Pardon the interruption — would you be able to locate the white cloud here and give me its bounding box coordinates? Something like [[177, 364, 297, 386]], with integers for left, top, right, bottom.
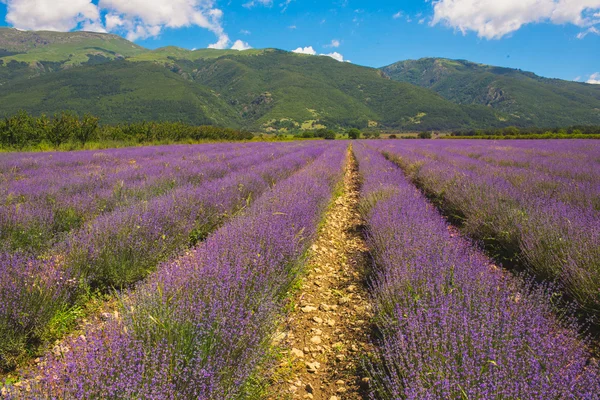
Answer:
[[292, 46, 349, 62], [321, 52, 346, 62], [243, 0, 272, 8], [577, 26, 600, 38], [281, 0, 293, 12], [231, 39, 252, 50], [208, 33, 230, 49], [2, 0, 229, 48], [432, 0, 600, 39], [574, 76, 582, 81], [393, 11, 403, 19], [325, 39, 340, 48], [1, 0, 101, 31], [289, 25, 297, 30], [243, 0, 292, 11], [587, 72, 600, 84], [292, 46, 316, 55], [100, 0, 228, 45], [240, 29, 251, 35]]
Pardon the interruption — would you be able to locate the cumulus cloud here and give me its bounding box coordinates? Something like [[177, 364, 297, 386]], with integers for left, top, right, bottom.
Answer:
[[231, 39, 252, 50], [100, 0, 228, 45], [1, 0, 229, 48], [1, 0, 101, 31], [432, 0, 600, 39], [293, 46, 349, 62], [588, 72, 600, 84], [292, 46, 316, 55], [393, 11, 403, 19], [321, 52, 347, 62]]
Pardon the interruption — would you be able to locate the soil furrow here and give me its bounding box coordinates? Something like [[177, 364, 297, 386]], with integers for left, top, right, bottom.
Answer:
[[268, 147, 372, 400]]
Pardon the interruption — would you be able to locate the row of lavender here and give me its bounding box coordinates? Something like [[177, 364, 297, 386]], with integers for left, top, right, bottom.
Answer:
[[355, 144, 599, 398], [374, 140, 600, 317], [0, 142, 324, 371], [13, 144, 347, 398], [0, 143, 286, 254]]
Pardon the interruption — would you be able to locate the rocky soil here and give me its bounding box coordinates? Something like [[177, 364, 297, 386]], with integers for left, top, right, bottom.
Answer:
[[268, 149, 373, 400]]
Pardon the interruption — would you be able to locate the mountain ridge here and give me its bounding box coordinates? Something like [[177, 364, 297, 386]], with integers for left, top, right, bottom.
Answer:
[[380, 57, 600, 127], [1, 29, 599, 130]]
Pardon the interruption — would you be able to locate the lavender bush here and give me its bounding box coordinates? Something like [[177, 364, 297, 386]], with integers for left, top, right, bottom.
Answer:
[[0, 142, 324, 371], [355, 144, 600, 399], [0, 143, 289, 255], [373, 140, 600, 317], [23, 143, 347, 399], [0, 253, 76, 370]]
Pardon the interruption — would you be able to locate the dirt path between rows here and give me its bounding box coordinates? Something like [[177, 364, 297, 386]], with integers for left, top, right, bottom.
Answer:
[[268, 147, 373, 400]]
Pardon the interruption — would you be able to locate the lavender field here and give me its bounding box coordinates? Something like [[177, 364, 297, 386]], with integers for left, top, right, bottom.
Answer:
[[1, 140, 599, 399]]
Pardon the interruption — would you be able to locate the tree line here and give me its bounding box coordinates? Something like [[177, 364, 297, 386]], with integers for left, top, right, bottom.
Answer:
[[0, 111, 254, 150], [451, 125, 600, 137]]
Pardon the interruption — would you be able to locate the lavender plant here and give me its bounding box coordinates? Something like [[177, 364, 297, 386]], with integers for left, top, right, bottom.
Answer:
[[22, 144, 347, 399], [0, 143, 290, 255], [355, 144, 600, 399], [374, 140, 600, 317], [0, 142, 325, 371]]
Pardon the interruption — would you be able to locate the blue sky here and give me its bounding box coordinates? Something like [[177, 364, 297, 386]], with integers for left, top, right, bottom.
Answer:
[[0, 0, 599, 82]]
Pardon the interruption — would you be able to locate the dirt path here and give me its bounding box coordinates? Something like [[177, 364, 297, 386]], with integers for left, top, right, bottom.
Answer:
[[268, 147, 373, 400]]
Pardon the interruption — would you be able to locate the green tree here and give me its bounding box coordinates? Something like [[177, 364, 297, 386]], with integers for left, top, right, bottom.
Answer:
[[322, 130, 336, 140], [73, 114, 99, 145], [3, 110, 37, 149], [418, 131, 432, 139], [347, 128, 361, 140], [48, 112, 79, 148]]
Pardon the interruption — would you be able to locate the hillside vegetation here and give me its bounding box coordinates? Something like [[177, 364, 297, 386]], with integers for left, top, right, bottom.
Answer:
[[2, 29, 600, 130], [381, 58, 600, 127]]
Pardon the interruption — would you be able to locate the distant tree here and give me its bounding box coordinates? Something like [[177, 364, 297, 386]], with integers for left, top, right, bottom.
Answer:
[[371, 131, 381, 139], [388, 134, 397, 139], [2, 110, 37, 149], [347, 128, 361, 139], [48, 112, 78, 148], [503, 126, 520, 136], [300, 131, 315, 138], [322, 130, 336, 140], [418, 131, 432, 139], [315, 128, 335, 140], [73, 114, 99, 145]]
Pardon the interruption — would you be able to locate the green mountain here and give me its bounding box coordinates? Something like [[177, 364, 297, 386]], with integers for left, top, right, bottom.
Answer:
[[381, 58, 600, 127], [2, 29, 598, 130]]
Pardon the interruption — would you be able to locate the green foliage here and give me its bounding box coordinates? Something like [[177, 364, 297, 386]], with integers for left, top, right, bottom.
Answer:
[[314, 128, 336, 140], [0, 110, 253, 150], [3, 29, 599, 131], [451, 125, 600, 137], [0, 29, 512, 131], [347, 128, 361, 139], [418, 131, 432, 139], [382, 58, 600, 128]]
